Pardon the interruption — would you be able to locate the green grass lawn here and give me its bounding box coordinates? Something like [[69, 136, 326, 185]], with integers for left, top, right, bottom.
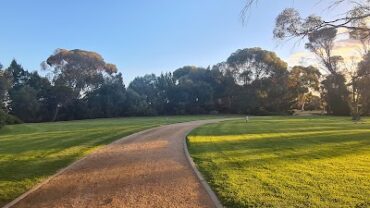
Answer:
[[188, 116, 370, 208], [0, 115, 223, 206]]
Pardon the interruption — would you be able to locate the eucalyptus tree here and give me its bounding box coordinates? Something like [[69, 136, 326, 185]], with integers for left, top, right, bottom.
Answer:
[[305, 28, 343, 75], [0, 63, 11, 109], [226, 48, 287, 86], [128, 74, 159, 115], [288, 66, 321, 110], [44, 49, 119, 120], [356, 52, 370, 115], [304, 28, 350, 115], [226, 48, 290, 113], [243, 0, 370, 116], [240, 0, 370, 41], [172, 66, 214, 114], [44, 49, 118, 96]]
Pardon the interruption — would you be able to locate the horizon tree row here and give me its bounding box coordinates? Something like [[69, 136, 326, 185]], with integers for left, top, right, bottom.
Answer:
[[243, 0, 370, 119], [1, 46, 369, 125]]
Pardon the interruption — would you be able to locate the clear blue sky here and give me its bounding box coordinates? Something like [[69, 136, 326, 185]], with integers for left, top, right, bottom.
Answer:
[[0, 0, 348, 83]]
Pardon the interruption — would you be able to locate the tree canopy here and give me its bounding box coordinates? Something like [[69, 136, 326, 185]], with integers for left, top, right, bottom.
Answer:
[[45, 49, 118, 96], [0, 43, 369, 125]]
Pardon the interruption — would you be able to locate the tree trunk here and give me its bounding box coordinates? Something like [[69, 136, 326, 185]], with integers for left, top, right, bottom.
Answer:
[[301, 101, 305, 111], [351, 77, 360, 121], [300, 94, 306, 111], [52, 105, 59, 122]]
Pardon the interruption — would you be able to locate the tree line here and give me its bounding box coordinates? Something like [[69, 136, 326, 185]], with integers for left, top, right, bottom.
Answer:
[[0, 45, 369, 126], [0, 1, 368, 126], [244, 0, 370, 119]]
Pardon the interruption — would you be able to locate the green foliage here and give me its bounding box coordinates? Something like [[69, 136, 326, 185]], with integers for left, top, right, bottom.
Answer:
[[86, 73, 127, 118], [188, 117, 370, 207], [304, 94, 321, 111], [128, 74, 159, 115], [45, 49, 117, 95], [272, 1, 370, 42], [321, 74, 350, 115], [0, 68, 12, 108], [358, 51, 370, 115], [0, 110, 21, 129], [0, 115, 223, 206], [0, 110, 6, 128], [2, 47, 365, 123], [9, 86, 40, 122], [6, 59, 28, 88], [227, 47, 288, 85], [4, 114, 22, 125], [225, 48, 293, 113], [288, 66, 321, 110]]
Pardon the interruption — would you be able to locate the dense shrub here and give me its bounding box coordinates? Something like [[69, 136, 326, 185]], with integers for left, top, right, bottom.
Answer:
[[5, 114, 23, 125], [0, 110, 23, 129], [0, 110, 6, 128]]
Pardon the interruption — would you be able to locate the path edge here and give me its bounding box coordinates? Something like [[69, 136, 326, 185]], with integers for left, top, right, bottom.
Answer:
[[183, 135, 224, 208], [2, 127, 160, 208]]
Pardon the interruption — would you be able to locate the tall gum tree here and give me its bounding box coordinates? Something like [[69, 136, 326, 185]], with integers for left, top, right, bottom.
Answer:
[[43, 49, 119, 121]]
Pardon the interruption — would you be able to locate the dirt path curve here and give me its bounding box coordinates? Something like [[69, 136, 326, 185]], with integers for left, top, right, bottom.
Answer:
[[11, 119, 226, 208]]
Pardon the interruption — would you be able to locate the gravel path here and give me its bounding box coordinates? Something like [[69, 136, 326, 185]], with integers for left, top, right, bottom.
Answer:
[[11, 120, 222, 208]]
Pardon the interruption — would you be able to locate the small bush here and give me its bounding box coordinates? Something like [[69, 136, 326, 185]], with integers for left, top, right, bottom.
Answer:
[[209, 110, 219, 115], [0, 110, 7, 129], [5, 114, 23, 125], [0, 110, 23, 129]]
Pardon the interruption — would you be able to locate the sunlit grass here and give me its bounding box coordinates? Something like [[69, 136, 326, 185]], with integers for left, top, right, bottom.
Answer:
[[188, 116, 370, 207], [0, 115, 223, 206]]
